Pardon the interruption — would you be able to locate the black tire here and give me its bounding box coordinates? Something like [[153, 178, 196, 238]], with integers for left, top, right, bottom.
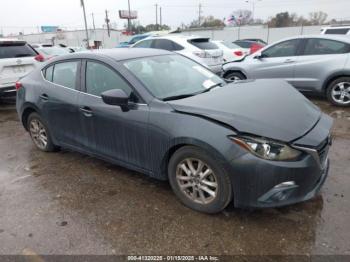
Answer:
[[27, 112, 57, 152], [168, 146, 232, 214], [326, 77, 350, 107], [224, 71, 246, 82]]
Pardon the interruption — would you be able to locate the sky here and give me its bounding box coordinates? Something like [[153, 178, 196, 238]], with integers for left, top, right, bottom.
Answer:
[[1, 0, 350, 35]]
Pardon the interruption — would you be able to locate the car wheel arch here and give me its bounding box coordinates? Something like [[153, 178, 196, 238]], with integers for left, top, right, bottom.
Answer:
[[160, 139, 227, 180], [223, 70, 247, 80], [21, 105, 39, 131], [323, 71, 350, 92]]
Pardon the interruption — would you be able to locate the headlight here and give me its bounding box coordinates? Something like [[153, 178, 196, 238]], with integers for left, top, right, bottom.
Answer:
[[230, 136, 302, 161]]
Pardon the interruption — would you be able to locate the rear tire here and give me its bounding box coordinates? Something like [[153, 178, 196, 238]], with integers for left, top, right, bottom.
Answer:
[[27, 112, 57, 152], [224, 71, 246, 82], [168, 146, 232, 214], [326, 77, 350, 107]]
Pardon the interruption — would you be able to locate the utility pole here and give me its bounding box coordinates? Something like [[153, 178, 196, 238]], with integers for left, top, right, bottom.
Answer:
[[198, 3, 202, 27], [91, 13, 96, 30], [105, 10, 110, 37], [80, 0, 90, 48], [245, 0, 261, 22], [155, 3, 158, 30], [160, 6, 162, 28], [127, 0, 131, 33]]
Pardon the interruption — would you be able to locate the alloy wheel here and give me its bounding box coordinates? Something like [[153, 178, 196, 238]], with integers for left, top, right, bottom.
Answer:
[[29, 119, 48, 150], [176, 158, 218, 205], [331, 82, 350, 105]]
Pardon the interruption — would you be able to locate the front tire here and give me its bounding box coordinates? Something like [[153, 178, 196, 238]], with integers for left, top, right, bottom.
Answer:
[[27, 112, 56, 152], [326, 77, 350, 106], [224, 71, 246, 82], [168, 146, 232, 213]]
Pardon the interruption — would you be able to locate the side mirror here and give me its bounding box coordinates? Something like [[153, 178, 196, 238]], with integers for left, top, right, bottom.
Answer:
[[254, 53, 266, 59], [101, 89, 129, 110]]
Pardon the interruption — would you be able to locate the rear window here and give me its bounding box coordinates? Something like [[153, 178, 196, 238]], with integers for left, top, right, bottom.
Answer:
[[325, 28, 350, 34], [0, 42, 37, 59], [234, 41, 252, 48], [220, 41, 241, 49], [188, 39, 218, 50]]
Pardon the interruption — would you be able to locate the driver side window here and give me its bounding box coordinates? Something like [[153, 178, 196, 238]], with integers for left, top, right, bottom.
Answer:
[[85, 61, 132, 97], [263, 39, 301, 58], [133, 40, 153, 48]]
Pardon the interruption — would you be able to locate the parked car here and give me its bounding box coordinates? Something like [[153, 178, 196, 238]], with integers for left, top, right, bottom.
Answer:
[[30, 43, 53, 49], [212, 40, 248, 62], [132, 35, 224, 73], [233, 40, 265, 54], [67, 46, 88, 53], [35, 46, 71, 61], [223, 35, 350, 106], [17, 48, 332, 213], [241, 38, 268, 45], [0, 39, 42, 98], [117, 33, 153, 48], [320, 25, 350, 35]]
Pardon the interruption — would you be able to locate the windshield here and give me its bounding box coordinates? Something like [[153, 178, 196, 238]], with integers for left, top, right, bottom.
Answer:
[[39, 47, 70, 56], [124, 55, 225, 100]]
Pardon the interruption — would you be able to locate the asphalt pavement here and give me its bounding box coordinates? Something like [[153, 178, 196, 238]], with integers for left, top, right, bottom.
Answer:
[[0, 97, 349, 256]]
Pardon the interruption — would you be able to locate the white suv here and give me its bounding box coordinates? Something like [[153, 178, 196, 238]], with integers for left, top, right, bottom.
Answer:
[[0, 39, 42, 97], [320, 25, 350, 35], [131, 35, 224, 73]]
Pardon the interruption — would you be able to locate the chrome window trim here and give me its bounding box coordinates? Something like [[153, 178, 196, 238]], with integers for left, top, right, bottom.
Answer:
[[40, 70, 148, 106]]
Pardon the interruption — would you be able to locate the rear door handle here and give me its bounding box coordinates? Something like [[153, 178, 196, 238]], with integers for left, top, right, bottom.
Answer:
[[39, 94, 49, 101], [80, 106, 93, 117]]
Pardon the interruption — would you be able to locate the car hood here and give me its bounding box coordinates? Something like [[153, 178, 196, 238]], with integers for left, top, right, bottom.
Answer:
[[168, 79, 321, 142]]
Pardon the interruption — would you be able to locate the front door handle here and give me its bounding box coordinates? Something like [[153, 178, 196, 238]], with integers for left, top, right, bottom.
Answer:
[[80, 106, 93, 117], [39, 94, 49, 101], [284, 59, 295, 63]]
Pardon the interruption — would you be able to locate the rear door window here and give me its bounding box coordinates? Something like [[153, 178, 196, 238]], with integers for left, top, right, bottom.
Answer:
[[188, 39, 218, 50], [133, 39, 153, 48], [0, 42, 37, 59], [52, 61, 79, 89], [303, 38, 350, 55], [153, 39, 184, 51]]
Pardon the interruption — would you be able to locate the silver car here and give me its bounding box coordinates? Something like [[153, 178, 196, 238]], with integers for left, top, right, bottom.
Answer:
[[222, 35, 350, 106]]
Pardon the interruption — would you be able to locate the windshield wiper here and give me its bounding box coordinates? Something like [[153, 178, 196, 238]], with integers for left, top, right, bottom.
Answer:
[[200, 82, 225, 94], [162, 93, 197, 101]]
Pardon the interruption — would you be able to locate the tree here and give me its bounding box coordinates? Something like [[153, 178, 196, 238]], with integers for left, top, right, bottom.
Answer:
[[308, 11, 328, 25], [201, 16, 225, 27], [144, 24, 171, 32]]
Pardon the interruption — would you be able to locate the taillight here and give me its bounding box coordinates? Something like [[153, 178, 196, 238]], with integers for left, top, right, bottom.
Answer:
[[35, 54, 45, 62], [193, 51, 207, 58], [234, 51, 243, 56], [15, 81, 22, 90]]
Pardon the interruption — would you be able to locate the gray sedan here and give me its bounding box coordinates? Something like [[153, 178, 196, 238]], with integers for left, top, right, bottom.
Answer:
[[16, 49, 332, 213], [223, 35, 350, 106]]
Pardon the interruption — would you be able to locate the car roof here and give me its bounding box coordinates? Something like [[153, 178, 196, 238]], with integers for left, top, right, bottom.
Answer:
[[150, 34, 209, 40], [0, 38, 25, 43], [279, 34, 350, 43], [49, 48, 173, 62]]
